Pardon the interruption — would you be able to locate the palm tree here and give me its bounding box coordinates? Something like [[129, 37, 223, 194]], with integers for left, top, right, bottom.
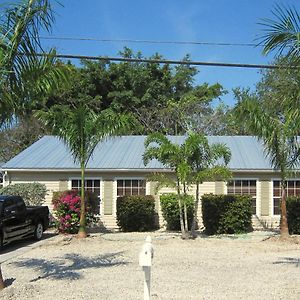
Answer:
[[0, 0, 69, 126], [258, 4, 300, 61], [37, 105, 132, 238], [236, 98, 300, 238], [184, 133, 231, 237], [143, 133, 231, 238], [143, 133, 188, 237]]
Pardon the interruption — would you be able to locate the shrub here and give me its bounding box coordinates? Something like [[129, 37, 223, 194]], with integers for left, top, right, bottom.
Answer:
[[52, 190, 100, 233], [202, 194, 252, 235], [0, 182, 47, 205], [52, 190, 81, 234], [116, 195, 157, 232], [160, 194, 194, 231], [287, 197, 300, 234]]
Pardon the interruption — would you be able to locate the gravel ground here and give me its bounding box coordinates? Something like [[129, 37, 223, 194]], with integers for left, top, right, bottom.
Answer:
[[1, 231, 300, 300]]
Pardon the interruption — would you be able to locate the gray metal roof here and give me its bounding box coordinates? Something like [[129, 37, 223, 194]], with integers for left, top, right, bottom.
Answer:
[[2, 135, 274, 171]]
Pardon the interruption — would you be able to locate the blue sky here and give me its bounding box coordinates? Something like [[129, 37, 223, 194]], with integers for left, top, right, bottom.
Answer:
[[38, 0, 300, 106]]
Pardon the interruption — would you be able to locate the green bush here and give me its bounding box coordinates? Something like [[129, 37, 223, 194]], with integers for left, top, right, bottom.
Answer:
[[202, 194, 253, 235], [116, 195, 157, 232], [287, 197, 300, 234], [160, 194, 194, 231], [0, 182, 47, 205]]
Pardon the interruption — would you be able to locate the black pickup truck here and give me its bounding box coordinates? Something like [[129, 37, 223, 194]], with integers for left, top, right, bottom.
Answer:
[[0, 195, 49, 250]]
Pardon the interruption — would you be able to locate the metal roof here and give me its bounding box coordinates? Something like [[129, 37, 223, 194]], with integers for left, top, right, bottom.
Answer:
[[2, 135, 274, 171]]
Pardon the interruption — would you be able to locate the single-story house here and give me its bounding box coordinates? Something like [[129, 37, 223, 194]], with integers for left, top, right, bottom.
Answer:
[[1, 135, 296, 229]]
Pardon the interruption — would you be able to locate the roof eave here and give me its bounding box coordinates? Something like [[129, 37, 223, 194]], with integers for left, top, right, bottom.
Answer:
[[2, 168, 173, 173]]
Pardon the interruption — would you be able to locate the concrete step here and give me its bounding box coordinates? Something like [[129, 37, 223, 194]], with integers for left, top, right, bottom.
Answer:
[[252, 215, 266, 231], [100, 215, 119, 230]]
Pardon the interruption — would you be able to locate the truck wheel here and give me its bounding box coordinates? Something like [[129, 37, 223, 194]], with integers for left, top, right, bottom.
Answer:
[[34, 222, 44, 240]]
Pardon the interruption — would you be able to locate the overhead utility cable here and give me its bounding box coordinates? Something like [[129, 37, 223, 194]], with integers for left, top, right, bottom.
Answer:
[[40, 36, 261, 47], [34, 52, 297, 69]]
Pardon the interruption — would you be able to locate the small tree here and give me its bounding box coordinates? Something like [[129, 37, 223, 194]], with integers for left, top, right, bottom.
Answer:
[[143, 133, 188, 238], [184, 133, 231, 237], [143, 132, 231, 238]]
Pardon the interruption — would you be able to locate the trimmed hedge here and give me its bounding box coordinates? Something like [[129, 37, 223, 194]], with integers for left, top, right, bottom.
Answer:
[[287, 197, 300, 234], [202, 194, 253, 235], [116, 195, 157, 232], [160, 194, 194, 231], [0, 182, 47, 206]]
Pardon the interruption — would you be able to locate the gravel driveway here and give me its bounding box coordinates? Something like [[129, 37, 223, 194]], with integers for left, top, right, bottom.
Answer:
[[0, 231, 299, 300]]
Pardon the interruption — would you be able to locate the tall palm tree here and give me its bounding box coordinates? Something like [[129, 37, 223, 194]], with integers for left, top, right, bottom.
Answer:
[[236, 98, 300, 237], [258, 4, 300, 61], [184, 133, 231, 237], [37, 105, 132, 238], [0, 0, 69, 125]]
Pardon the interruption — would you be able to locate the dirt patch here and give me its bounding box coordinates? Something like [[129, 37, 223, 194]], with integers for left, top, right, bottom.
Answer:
[[1, 231, 300, 300]]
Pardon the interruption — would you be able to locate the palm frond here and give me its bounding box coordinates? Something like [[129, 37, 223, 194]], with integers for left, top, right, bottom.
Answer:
[[257, 4, 300, 60], [36, 105, 133, 166], [237, 95, 300, 176]]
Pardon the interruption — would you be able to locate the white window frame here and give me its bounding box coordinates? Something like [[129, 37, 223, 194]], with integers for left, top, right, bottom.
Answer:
[[226, 178, 260, 216], [271, 178, 300, 217], [113, 177, 150, 217], [68, 177, 103, 216]]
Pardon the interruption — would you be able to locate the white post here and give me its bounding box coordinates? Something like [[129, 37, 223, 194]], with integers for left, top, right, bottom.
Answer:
[[139, 235, 154, 300], [143, 266, 151, 300]]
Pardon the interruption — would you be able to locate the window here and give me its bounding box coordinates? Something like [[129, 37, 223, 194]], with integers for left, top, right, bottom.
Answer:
[[117, 179, 146, 196], [71, 179, 101, 214], [273, 180, 300, 215], [227, 180, 257, 214], [71, 179, 101, 195]]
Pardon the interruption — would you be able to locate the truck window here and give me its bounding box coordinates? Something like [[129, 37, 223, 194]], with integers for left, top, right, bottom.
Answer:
[[15, 198, 26, 213], [3, 199, 16, 216]]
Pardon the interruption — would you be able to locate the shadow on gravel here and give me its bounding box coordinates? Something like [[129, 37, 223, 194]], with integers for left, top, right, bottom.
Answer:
[[13, 252, 128, 281], [4, 277, 15, 287], [0, 231, 57, 255], [273, 257, 300, 267]]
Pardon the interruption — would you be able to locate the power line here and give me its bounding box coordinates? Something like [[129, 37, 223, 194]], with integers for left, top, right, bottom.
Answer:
[[40, 36, 262, 47], [34, 52, 295, 69]]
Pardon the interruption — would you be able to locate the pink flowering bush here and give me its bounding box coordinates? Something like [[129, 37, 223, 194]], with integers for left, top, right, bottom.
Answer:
[[52, 190, 81, 234]]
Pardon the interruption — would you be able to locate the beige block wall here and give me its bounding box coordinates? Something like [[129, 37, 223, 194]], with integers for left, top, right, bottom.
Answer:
[[6, 170, 282, 225], [260, 180, 271, 216], [7, 171, 155, 216], [103, 179, 114, 215], [215, 181, 226, 194], [7, 172, 61, 208]]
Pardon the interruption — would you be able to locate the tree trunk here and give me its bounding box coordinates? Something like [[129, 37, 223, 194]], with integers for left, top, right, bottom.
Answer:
[[177, 179, 186, 238], [280, 182, 289, 238], [0, 265, 5, 290], [183, 203, 188, 231], [191, 183, 200, 238], [183, 183, 188, 232], [78, 160, 87, 238]]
